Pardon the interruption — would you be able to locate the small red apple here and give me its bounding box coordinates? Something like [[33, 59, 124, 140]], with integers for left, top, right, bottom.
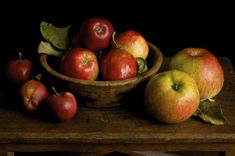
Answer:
[[168, 48, 224, 100], [60, 48, 99, 80], [113, 30, 149, 59], [6, 52, 33, 84], [79, 17, 114, 51], [144, 70, 200, 124], [47, 87, 77, 122], [20, 79, 49, 111], [101, 48, 138, 80]]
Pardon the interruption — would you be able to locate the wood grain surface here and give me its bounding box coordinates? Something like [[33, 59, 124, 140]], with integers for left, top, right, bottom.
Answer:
[[0, 57, 234, 154]]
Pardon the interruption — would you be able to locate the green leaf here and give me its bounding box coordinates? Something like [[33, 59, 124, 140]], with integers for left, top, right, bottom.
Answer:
[[40, 21, 71, 51], [193, 99, 226, 125], [136, 57, 148, 75], [38, 41, 63, 57]]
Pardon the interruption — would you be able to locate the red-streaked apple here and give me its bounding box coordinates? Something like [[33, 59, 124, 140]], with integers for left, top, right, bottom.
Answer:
[[168, 48, 224, 100], [144, 70, 200, 124], [101, 48, 138, 81], [114, 30, 149, 59], [6, 52, 33, 84], [47, 87, 77, 122], [79, 17, 114, 51], [20, 79, 49, 111], [60, 48, 99, 80]]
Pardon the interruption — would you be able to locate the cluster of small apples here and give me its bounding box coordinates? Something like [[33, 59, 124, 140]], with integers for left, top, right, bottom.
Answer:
[[5, 53, 77, 122], [60, 17, 149, 81], [144, 48, 224, 124]]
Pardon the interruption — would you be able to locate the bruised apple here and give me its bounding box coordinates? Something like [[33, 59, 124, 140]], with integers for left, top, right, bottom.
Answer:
[[20, 79, 49, 111], [60, 48, 99, 80], [114, 30, 149, 59], [144, 70, 200, 124], [168, 48, 224, 100], [101, 49, 138, 81]]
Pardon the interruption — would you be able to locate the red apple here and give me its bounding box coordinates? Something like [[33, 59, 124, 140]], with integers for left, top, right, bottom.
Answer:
[[60, 48, 99, 80], [20, 79, 49, 111], [144, 70, 200, 124], [79, 17, 114, 51], [47, 87, 77, 121], [168, 48, 224, 100], [101, 48, 138, 81], [114, 30, 149, 59], [6, 52, 33, 84]]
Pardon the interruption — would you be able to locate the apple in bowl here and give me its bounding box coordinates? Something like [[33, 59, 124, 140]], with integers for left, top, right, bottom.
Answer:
[[79, 17, 114, 51], [114, 30, 149, 59], [60, 48, 99, 81], [40, 42, 163, 108]]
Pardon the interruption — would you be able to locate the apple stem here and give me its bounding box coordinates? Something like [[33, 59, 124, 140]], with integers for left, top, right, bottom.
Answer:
[[208, 98, 215, 103], [51, 87, 59, 96], [18, 52, 22, 63], [172, 84, 179, 91], [34, 73, 42, 81], [112, 31, 121, 49]]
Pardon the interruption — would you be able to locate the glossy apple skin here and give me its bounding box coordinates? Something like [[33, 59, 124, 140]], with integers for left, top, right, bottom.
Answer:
[[114, 30, 149, 59], [6, 59, 33, 84], [20, 80, 49, 111], [60, 48, 99, 80], [144, 70, 200, 124], [47, 92, 77, 121], [101, 49, 138, 81], [79, 17, 114, 51], [168, 48, 224, 100]]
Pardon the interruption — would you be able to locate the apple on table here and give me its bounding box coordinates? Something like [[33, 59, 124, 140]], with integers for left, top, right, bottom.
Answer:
[[47, 87, 77, 122], [144, 70, 200, 124], [168, 48, 224, 101], [20, 79, 49, 111], [6, 52, 33, 84]]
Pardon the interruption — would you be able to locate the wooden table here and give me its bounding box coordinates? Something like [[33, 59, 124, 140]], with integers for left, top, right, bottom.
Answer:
[[0, 57, 235, 156]]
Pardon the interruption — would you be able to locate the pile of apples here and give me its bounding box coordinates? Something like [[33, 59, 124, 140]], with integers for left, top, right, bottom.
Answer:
[[144, 48, 224, 124], [61, 17, 149, 81], [5, 17, 225, 124], [5, 52, 77, 122], [5, 17, 150, 122]]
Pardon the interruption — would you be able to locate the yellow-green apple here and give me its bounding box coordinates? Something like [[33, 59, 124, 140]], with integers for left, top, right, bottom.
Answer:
[[144, 70, 200, 124], [114, 30, 149, 59], [168, 48, 224, 100]]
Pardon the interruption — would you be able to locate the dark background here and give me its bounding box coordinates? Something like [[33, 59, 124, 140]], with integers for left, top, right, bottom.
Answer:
[[0, 1, 234, 66]]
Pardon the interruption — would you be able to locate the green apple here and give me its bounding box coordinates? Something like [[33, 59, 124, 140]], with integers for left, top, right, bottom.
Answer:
[[168, 48, 224, 101], [144, 70, 200, 124]]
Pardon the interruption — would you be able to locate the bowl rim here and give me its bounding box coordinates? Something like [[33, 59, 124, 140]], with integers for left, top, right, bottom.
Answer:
[[40, 42, 163, 87]]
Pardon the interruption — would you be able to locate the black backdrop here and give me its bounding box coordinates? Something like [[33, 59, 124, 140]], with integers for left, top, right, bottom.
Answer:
[[1, 1, 234, 66]]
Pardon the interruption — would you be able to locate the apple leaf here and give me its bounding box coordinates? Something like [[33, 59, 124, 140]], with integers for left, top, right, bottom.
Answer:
[[193, 99, 226, 125], [40, 21, 71, 51], [136, 57, 148, 75], [38, 41, 63, 57]]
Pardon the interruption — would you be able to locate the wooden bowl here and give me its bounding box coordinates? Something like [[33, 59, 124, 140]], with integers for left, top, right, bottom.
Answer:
[[40, 42, 163, 108]]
